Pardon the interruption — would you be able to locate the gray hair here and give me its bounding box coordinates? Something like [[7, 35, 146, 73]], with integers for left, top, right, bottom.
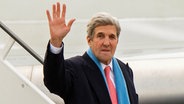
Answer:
[[87, 12, 121, 39]]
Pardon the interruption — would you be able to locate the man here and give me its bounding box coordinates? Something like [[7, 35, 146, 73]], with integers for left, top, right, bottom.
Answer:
[[44, 2, 138, 104]]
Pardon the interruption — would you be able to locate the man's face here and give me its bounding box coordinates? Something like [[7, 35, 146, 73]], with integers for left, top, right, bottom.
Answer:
[[87, 25, 118, 65]]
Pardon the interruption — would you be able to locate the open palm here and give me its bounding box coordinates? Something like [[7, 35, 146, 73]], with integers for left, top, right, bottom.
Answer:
[[46, 2, 75, 47]]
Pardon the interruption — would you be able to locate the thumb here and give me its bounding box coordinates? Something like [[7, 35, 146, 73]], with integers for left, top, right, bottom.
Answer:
[[67, 18, 76, 28]]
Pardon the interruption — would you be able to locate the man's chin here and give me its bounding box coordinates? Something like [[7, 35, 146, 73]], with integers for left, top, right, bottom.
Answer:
[[98, 57, 112, 64]]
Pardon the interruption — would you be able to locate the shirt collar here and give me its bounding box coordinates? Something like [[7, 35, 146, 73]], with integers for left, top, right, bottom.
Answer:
[[101, 60, 113, 71]]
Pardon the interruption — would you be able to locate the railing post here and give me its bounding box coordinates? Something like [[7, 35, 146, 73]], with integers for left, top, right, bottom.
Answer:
[[0, 38, 15, 60]]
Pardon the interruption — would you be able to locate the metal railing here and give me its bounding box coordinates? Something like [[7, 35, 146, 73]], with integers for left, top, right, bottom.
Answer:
[[0, 21, 43, 65]]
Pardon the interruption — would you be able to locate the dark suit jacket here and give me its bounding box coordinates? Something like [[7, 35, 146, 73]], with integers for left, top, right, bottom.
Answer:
[[44, 44, 138, 104]]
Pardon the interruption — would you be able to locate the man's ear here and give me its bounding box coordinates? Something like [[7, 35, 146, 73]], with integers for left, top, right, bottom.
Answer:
[[86, 36, 91, 46]]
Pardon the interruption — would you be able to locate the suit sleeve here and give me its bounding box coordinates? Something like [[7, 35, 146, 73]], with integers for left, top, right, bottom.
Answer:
[[43, 42, 70, 98]]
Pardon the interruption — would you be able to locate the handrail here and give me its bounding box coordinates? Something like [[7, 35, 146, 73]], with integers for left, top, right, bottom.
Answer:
[[0, 21, 44, 65]]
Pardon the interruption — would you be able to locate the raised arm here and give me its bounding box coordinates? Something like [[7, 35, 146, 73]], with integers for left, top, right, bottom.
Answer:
[[46, 2, 75, 47]]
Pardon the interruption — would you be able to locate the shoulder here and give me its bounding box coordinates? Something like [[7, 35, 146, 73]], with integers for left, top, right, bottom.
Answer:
[[66, 56, 84, 64], [116, 58, 134, 77], [65, 52, 97, 70], [65, 52, 93, 67]]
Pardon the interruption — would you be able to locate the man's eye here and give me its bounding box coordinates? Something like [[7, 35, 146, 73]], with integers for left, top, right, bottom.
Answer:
[[109, 35, 116, 39], [97, 33, 104, 38], [98, 35, 102, 38]]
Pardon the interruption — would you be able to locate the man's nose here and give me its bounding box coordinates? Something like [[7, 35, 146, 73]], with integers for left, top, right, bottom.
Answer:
[[103, 37, 110, 46]]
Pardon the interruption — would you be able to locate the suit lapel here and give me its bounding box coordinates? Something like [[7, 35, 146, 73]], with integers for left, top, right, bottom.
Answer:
[[82, 53, 111, 104]]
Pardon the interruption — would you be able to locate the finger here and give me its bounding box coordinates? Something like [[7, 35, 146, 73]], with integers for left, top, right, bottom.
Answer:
[[67, 18, 76, 28], [46, 10, 52, 22], [52, 4, 56, 19], [56, 2, 60, 17], [61, 4, 66, 19]]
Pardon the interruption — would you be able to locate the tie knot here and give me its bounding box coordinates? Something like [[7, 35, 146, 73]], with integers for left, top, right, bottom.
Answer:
[[104, 66, 111, 75]]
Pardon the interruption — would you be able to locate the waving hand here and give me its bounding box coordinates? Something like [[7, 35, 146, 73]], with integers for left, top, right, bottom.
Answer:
[[46, 2, 75, 47]]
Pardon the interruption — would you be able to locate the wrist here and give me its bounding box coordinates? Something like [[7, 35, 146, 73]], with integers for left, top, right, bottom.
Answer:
[[50, 39, 62, 48]]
